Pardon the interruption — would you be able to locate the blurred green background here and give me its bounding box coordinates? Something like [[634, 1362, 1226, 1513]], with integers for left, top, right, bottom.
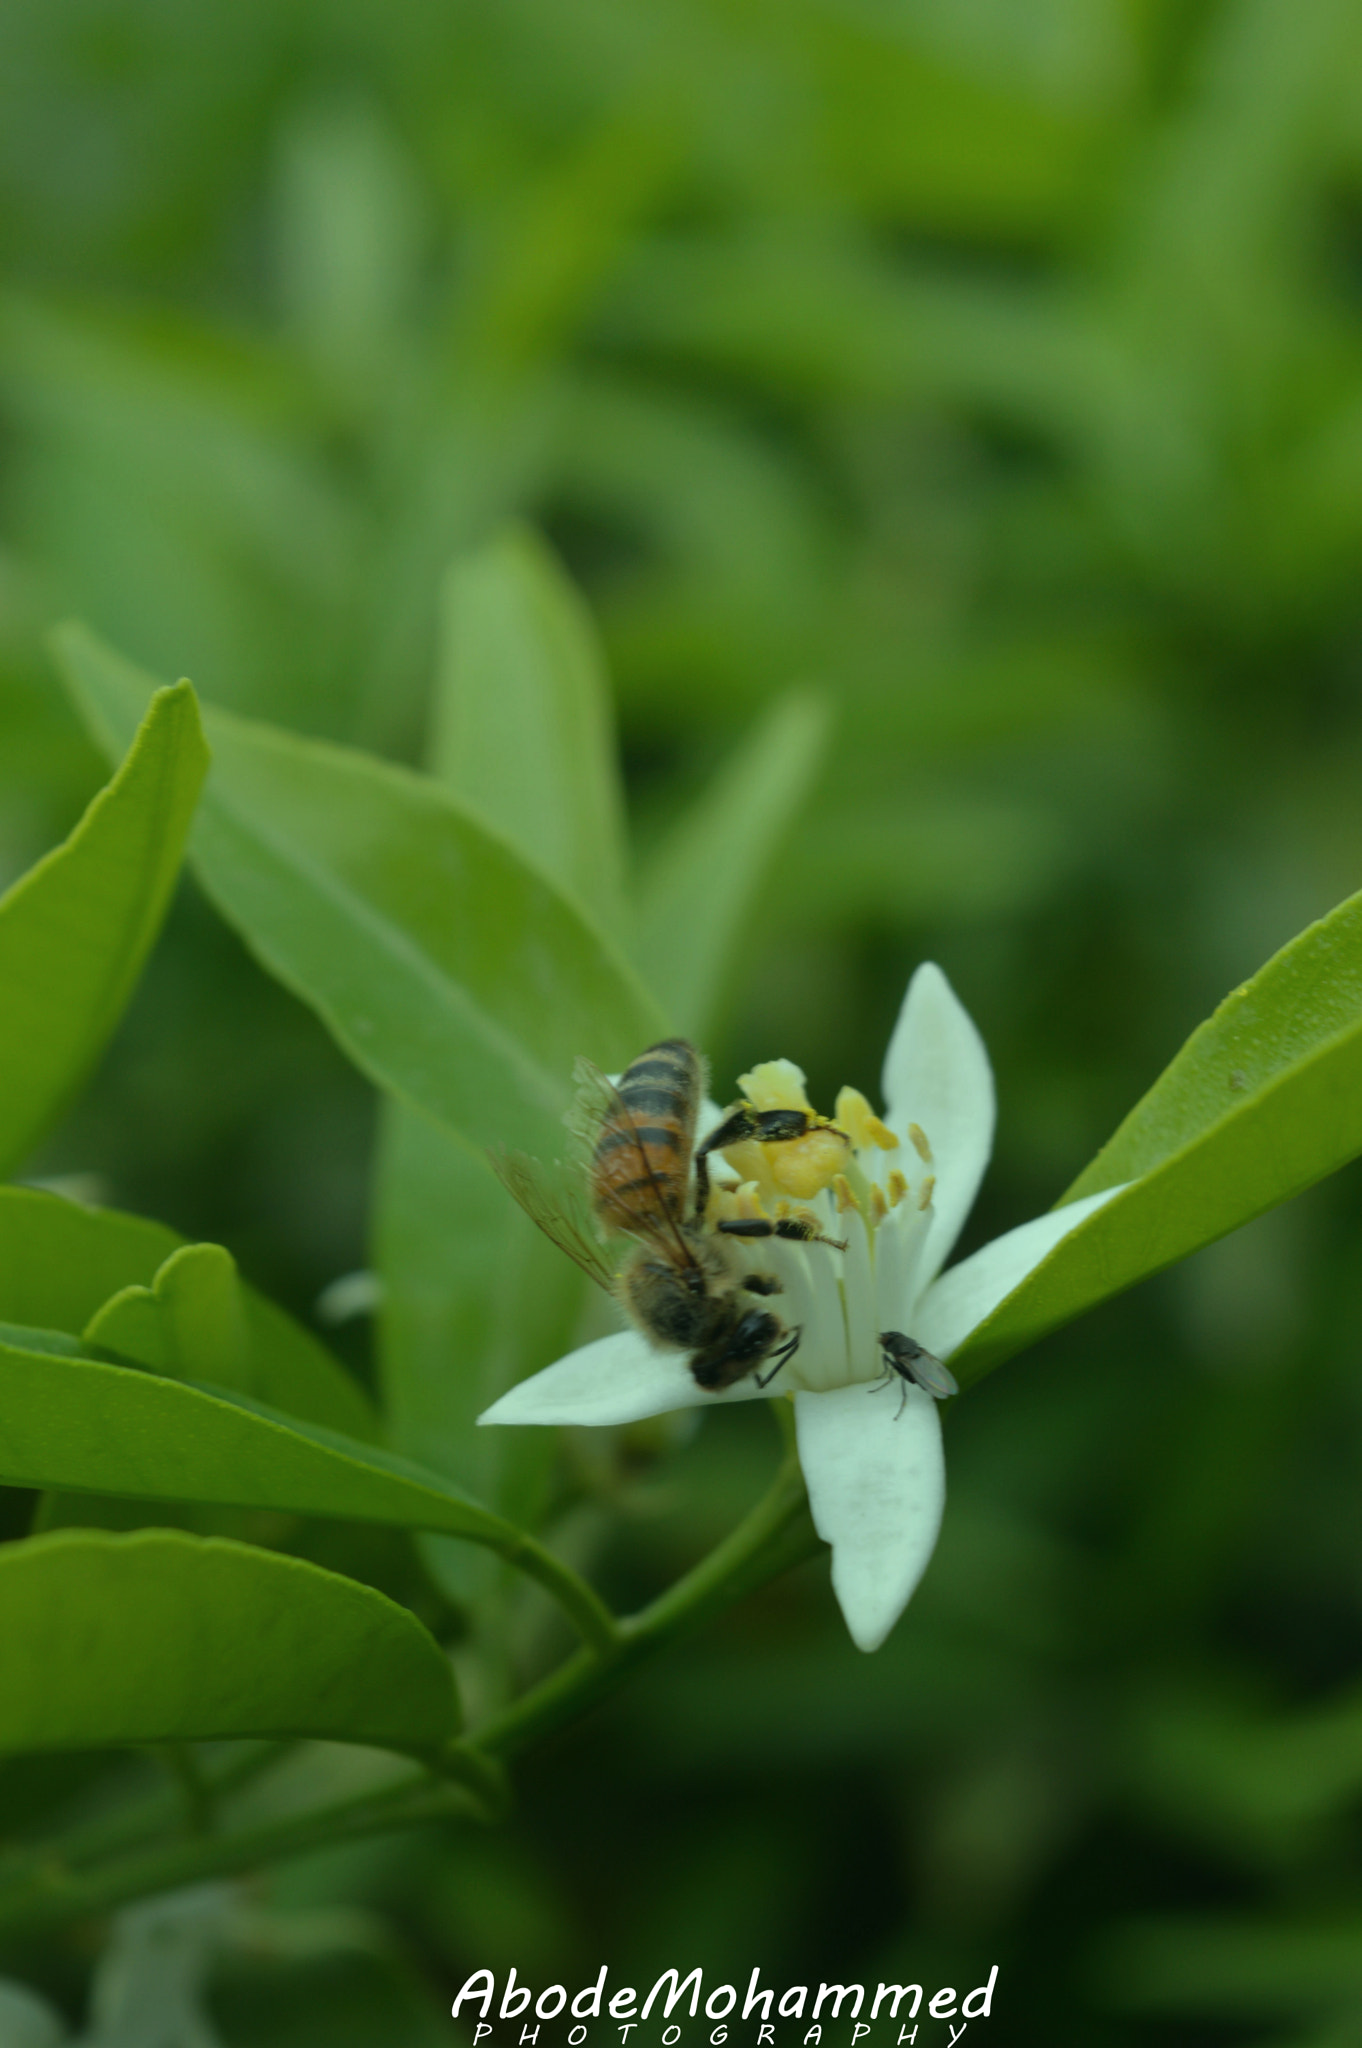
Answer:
[[4, 0, 1362, 2041]]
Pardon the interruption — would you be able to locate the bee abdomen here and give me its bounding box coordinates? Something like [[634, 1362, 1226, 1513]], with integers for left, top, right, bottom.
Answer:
[[592, 1039, 703, 1233]]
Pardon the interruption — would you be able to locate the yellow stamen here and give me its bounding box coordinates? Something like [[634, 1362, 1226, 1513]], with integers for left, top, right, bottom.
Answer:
[[738, 1059, 813, 1115], [768, 1125, 849, 1200], [736, 1181, 767, 1220], [832, 1173, 860, 1215], [908, 1122, 933, 1165], [887, 1169, 909, 1207], [835, 1086, 901, 1153], [869, 1183, 888, 1223], [722, 1138, 779, 1205], [918, 1173, 936, 1212]]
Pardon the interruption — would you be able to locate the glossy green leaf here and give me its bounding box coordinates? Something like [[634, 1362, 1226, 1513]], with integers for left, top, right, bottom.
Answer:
[[0, 1530, 457, 1754], [373, 1100, 575, 1606], [0, 1187, 375, 1440], [86, 1242, 248, 1379], [0, 682, 207, 1177], [0, 1335, 528, 1555], [431, 524, 628, 935], [377, 526, 627, 1599], [53, 625, 666, 1157], [633, 691, 831, 1037], [951, 887, 1362, 1382]]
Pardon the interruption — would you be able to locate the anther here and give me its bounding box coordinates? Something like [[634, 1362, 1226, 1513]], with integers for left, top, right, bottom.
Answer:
[[834, 1086, 899, 1153], [908, 1123, 933, 1165], [918, 1173, 936, 1212], [887, 1169, 909, 1207], [869, 1184, 888, 1223], [832, 1173, 860, 1215]]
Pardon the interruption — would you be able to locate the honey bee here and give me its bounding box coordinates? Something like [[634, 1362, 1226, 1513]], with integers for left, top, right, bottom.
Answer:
[[492, 1037, 846, 1393], [875, 1331, 958, 1417]]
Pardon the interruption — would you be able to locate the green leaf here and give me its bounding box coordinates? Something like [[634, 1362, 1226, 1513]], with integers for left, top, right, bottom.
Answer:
[[376, 524, 627, 1599], [0, 1324, 84, 1360], [431, 524, 628, 935], [52, 625, 666, 1158], [0, 1335, 531, 1556], [952, 887, 1362, 1381], [0, 1530, 457, 1754], [0, 682, 207, 1176], [86, 1243, 248, 1380], [633, 692, 831, 1038], [0, 1187, 375, 1440], [373, 1102, 573, 1605]]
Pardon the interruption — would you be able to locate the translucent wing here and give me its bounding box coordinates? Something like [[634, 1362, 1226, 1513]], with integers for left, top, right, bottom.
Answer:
[[564, 1056, 619, 1160], [881, 1332, 959, 1401], [905, 1349, 959, 1401], [568, 1053, 699, 1264], [487, 1147, 617, 1293]]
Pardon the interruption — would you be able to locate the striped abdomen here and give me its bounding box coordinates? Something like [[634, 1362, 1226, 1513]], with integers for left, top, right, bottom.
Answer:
[[590, 1039, 702, 1240]]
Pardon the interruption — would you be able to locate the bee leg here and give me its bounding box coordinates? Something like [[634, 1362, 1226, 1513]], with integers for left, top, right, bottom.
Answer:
[[718, 1215, 848, 1253], [740, 1271, 783, 1297], [693, 1105, 840, 1214], [755, 1324, 802, 1389]]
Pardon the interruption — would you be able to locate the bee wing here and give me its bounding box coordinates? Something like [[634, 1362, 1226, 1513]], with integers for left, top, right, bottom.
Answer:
[[564, 1056, 619, 1159], [487, 1146, 618, 1293], [567, 1054, 698, 1263]]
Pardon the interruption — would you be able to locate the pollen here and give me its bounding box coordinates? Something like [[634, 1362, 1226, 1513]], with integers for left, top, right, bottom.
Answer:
[[768, 1124, 850, 1200], [908, 1122, 933, 1165], [738, 1059, 814, 1116], [835, 1086, 899, 1153], [721, 1137, 780, 1204]]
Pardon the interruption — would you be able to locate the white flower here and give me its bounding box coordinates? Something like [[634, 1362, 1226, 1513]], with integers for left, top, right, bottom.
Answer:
[[479, 964, 1120, 1652]]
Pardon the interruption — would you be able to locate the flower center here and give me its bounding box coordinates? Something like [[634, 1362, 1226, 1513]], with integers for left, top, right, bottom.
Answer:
[[708, 1058, 937, 1394]]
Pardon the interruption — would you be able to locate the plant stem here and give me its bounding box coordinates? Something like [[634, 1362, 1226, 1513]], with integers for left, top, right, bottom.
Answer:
[[0, 1742, 290, 1885], [159, 1745, 215, 1835], [493, 1529, 620, 1655], [0, 1452, 818, 1942], [480, 1447, 818, 1762], [0, 1772, 468, 1945]]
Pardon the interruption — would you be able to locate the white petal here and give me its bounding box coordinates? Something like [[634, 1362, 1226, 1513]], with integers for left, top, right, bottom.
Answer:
[[840, 1208, 877, 1385], [881, 963, 994, 1287], [873, 1194, 933, 1341], [768, 1239, 847, 1392], [911, 1184, 1128, 1359], [477, 1330, 767, 1428], [795, 1382, 945, 1652]]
